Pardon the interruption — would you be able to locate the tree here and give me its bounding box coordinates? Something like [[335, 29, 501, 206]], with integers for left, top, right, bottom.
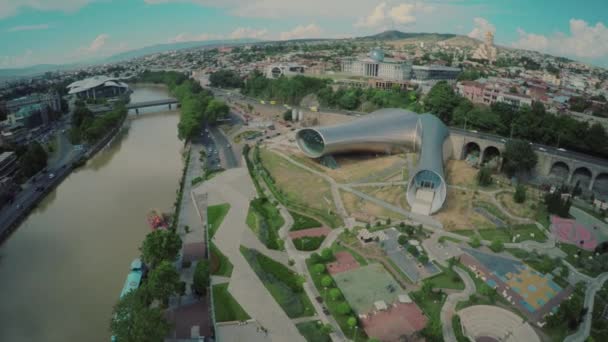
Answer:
[[321, 248, 334, 262], [421, 317, 442, 342], [147, 261, 180, 304], [347, 316, 357, 328], [282, 110, 292, 121], [398, 234, 408, 245], [424, 81, 461, 123], [336, 302, 351, 315], [418, 254, 429, 264], [110, 289, 171, 342], [421, 281, 433, 296], [141, 229, 182, 267], [209, 69, 243, 88], [477, 167, 493, 187], [313, 263, 325, 275], [329, 288, 342, 301], [502, 139, 538, 177], [19, 141, 48, 178], [545, 191, 572, 218], [514, 184, 527, 203], [407, 245, 418, 256], [192, 260, 210, 296], [470, 236, 481, 248], [490, 239, 504, 252], [321, 275, 333, 288]]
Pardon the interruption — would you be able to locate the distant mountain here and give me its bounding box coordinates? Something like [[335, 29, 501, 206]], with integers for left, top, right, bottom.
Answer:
[[105, 38, 261, 62], [0, 63, 82, 82], [363, 30, 457, 41]]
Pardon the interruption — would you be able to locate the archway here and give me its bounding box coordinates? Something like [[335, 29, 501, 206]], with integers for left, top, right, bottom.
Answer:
[[571, 167, 593, 190], [463, 142, 481, 164], [481, 146, 501, 169], [592, 173, 608, 198], [549, 161, 570, 181]]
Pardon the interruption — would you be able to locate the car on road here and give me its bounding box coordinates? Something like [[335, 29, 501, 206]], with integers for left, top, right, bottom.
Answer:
[[49, 173, 55, 179], [558, 148, 567, 152], [538, 147, 547, 152]]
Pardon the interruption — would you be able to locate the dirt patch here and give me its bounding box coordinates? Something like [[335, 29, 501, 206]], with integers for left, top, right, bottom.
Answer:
[[341, 190, 407, 223], [359, 186, 411, 211], [497, 191, 539, 220], [435, 188, 495, 231], [445, 160, 478, 187], [259, 148, 336, 212], [288, 227, 331, 239]]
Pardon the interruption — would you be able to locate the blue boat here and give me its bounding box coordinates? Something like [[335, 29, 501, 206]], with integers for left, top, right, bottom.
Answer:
[[112, 259, 145, 342]]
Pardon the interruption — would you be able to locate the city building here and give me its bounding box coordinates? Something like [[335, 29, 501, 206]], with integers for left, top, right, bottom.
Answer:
[[341, 48, 413, 81], [296, 108, 448, 215], [265, 63, 306, 79], [456, 78, 533, 109], [67, 76, 130, 100], [411, 65, 461, 82], [0, 124, 28, 145], [5, 92, 61, 115], [472, 31, 498, 63]]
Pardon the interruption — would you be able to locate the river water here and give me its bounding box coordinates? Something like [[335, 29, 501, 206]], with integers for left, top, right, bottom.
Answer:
[[0, 85, 183, 341]]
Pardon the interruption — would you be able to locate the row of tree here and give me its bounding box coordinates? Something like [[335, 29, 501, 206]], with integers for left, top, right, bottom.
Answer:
[[424, 81, 608, 158], [70, 101, 127, 144], [138, 70, 230, 141]]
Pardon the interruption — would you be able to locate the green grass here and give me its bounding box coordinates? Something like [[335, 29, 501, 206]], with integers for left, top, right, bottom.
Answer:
[[452, 230, 477, 238], [210, 242, 233, 277], [478, 224, 547, 243], [535, 204, 550, 229], [452, 315, 471, 342], [212, 283, 250, 322], [559, 243, 600, 276], [234, 130, 262, 144], [424, 266, 465, 290], [290, 211, 323, 231], [440, 236, 465, 244], [241, 247, 315, 318], [246, 198, 285, 250], [410, 289, 446, 341], [207, 203, 231, 238], [305, 258, 369, 342], [296, 321, 332, 342], [293, 236, 325, 251]]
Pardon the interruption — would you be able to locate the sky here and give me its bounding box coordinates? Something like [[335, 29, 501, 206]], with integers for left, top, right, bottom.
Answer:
[[0, 0, 607, 69]]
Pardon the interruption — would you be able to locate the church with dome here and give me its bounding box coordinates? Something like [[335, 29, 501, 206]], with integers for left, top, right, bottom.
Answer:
[[472, 31, 498, 63]]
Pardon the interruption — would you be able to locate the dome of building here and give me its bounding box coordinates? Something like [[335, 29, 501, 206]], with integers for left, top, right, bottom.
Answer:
[[369, 48, 385, 62]]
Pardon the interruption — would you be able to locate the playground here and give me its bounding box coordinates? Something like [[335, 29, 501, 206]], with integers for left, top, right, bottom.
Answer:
[[551, 207, 608, 251], [461, 249, 568, 322], [360, 302, 427, 342], [332, 263, 407, 314]]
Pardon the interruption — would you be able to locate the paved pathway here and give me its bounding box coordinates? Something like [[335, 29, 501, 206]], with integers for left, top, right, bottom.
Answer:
[[441, 266, 477, 342], [564, 272, 608, 342], [194, 167, 306, 342]]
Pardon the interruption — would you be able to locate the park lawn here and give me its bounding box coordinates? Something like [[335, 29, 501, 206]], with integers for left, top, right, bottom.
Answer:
[[241, 247, 315, 318], [207, 203, 231, 238], [439, 236, 465, 244], [452, 229, 477, 238], [293, 236, 325, 251], [452, 315, 471, 342], [210, 242, 233, 277], [410, 289, 446, 340], [246, 198, 285, 250], [212, 283, 250, 322], [424, 266, 465, 290], [305, 258, 369, 342], [474, 200, 511, 224], [559, 243, 600, 276], [290, 211, 323, 231], [296, 321, 331, 342], [478, 224, 547, 243]]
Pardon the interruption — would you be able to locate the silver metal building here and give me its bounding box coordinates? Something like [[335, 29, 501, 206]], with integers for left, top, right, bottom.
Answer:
[[296, 109, 449, 215]]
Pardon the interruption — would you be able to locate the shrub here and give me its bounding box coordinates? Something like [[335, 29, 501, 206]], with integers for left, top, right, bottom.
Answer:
[[336, 302, 351, 315], [477, 167, 493, 187], [489, 239, 504, 252], [398, 234, 408, 245], [470, 236, 481, 248], [329, 288, 342, 300], [193, 260, 210, 296], [321, 275, 333, 288], [514, 184, 526, 203]]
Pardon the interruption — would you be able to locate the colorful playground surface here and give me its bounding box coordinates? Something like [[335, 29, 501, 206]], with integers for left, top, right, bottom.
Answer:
[[361, 302, 427, 342], [332, 263, 407, 314], [461, 248, 569, 322], [551, 207, 608, 251], [327, 251, 361, 275]]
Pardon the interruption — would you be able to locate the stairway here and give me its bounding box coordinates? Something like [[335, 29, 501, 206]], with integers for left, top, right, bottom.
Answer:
[[411, 188, 434, 215]]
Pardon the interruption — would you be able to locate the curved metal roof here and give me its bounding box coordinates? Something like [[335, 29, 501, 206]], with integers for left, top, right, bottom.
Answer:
[[67, 76, 129, 95], [296, 108, 449, 214]]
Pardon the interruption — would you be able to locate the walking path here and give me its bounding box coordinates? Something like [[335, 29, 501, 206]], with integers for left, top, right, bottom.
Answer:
[[193, 167, 305, 342], [441, 267, 477, 342], [564, 272, 608, 342]]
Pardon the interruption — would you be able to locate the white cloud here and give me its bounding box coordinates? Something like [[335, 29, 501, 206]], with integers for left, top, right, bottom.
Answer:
[[0, 49, 34, 68], [468, 17, 495, 40], [229, 27, 269, 40], [7, 24, 50, 32], [168, 32, 222, 43], [355, 2, 432, 28], [512, 19, 608, 60], [279, 24, 322, 40], [0, 0, 92, 19], [83, 34, 109, 53]]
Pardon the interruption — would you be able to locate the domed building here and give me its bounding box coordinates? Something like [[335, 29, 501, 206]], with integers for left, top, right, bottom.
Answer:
[[341, 48, 412, 81]]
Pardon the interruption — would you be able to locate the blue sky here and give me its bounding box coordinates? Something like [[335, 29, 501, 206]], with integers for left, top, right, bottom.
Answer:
[[0, 0, 607, 68]]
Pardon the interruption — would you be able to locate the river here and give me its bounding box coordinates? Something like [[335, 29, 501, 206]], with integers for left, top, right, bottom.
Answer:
[[0, 85, 183, 341]]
